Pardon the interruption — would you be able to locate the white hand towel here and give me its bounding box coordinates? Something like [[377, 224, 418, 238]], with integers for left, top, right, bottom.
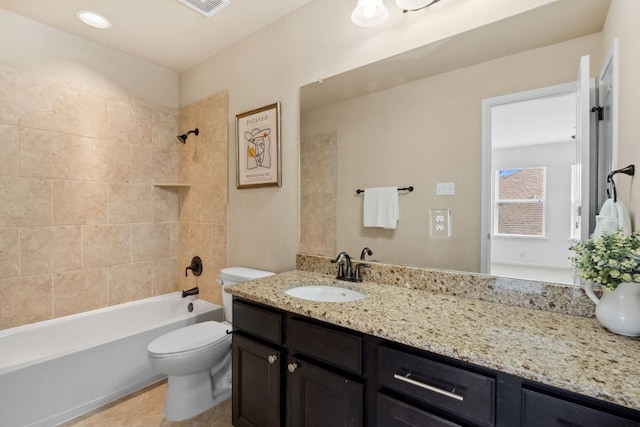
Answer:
[[363, 186, 399, 229], [593, 198, 632, 238]]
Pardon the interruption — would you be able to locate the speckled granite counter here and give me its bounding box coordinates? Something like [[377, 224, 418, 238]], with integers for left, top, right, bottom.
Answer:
[[225, 270, 640, 412]]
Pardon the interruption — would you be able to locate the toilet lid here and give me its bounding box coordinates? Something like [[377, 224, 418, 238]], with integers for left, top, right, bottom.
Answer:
[[148, 321, 231, 355]]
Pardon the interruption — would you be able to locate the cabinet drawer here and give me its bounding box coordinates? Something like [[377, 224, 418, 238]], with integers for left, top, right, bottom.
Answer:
[[233, 300, 283, 345], [522, 389, 640, 427], [290, 318, 362, 374], [377, 393, 462, 427], [379, 346, 495, 426]]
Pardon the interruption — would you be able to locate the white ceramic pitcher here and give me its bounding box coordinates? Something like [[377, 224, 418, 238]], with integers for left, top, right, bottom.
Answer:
[[585, 282, 640, 336]]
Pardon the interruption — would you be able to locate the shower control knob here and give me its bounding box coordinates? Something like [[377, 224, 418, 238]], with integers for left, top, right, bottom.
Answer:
[[288, 362, 300, 373], [268, 355, 278, 364]]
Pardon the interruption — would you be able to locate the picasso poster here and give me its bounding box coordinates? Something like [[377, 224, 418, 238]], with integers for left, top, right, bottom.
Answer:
[[236, 103, 281, 189]]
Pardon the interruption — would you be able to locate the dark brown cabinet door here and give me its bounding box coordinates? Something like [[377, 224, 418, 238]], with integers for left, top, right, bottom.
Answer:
[[233, 333, 283, 427], [287, 359, 363, 427]]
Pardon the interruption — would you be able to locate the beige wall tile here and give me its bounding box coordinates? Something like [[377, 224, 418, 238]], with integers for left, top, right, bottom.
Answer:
[[0, 66, 185, 329], [171, 223, 179, 258], [53, 85, 107, 138], [0, 275, 52, 329], [107, 99, 152, 145], [53, 181, 108, 225], [191, 223, 213, 262], [0, 69, 53, 130], [53, 268, 108, 317], [21, 226, 82, 275], [211, 225, 227, 267], [0, 124, 19, 176], [82, 225, 131, 268], [0, 176, 52, 227], [152, 187, 180, 223], [20, 129, 129, 182], [108, 184, 153, 224], [79, 140, 131, 182], [152, 108, 179, 149], [109, 262, 152, 305], [132, 223, 172, 262], [0, 228, 20, 279], [151, 258, 179, 296], [131, 144, 178, 184], [19, 128, 85, 179]]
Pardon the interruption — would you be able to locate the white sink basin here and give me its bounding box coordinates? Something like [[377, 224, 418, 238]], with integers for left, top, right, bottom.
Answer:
[[285, 285, 365, 302]]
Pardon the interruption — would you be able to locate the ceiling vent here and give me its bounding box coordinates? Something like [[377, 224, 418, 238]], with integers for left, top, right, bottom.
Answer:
[[176, 0, 230, 17]]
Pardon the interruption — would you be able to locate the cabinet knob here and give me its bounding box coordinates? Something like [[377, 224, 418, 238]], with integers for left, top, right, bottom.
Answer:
[[287, 362, 299, 373], [268, 354, 278, 364]]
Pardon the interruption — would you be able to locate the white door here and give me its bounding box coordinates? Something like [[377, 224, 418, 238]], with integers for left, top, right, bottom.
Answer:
[[597, 39, 619, 210], [575, 54, 593, 241]]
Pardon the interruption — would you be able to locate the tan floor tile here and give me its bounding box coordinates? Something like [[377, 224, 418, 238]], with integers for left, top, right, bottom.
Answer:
[[63, 381, 232, 427]]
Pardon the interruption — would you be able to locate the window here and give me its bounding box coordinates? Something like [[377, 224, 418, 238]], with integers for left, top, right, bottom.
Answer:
[[494, 167, 546, 237]]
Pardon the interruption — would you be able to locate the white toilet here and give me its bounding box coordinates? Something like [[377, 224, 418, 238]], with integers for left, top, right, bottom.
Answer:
[[147, 267, 274, 421]]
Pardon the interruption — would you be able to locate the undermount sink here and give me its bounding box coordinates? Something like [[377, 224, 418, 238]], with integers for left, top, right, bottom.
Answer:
[[285, 285, 366, 302]]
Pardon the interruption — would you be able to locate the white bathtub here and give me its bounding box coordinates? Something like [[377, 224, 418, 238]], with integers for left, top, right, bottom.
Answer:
[[0, 292, 223, 427]]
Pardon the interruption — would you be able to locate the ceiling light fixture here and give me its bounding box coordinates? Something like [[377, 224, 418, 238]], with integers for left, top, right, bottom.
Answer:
[[396, 0, 440, 13], [351, 0, 389, 27], [76, 10, 112, 29]]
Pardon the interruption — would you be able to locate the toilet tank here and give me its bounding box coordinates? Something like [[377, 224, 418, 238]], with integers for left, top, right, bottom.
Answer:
[[218, 267, 274, 322]]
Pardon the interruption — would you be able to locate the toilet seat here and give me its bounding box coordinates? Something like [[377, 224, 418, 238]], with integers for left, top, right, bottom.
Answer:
[[148, 321, 231, 358]]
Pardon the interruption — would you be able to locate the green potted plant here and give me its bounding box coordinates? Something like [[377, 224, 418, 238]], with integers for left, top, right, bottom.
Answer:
[[570, 230, 640, 336]]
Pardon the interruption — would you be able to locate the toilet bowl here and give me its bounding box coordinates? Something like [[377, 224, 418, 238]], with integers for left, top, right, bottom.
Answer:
[[147, 321, 232, 421], [147, 267, 274, 421]]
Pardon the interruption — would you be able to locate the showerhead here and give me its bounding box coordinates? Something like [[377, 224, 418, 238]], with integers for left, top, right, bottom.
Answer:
[[177, 128, 199, 143]]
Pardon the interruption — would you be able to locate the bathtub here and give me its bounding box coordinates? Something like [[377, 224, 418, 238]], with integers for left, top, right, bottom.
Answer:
[[0, 292, 223, 427]]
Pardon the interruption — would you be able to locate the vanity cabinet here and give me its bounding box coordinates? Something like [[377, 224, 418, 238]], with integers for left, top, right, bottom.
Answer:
[[232, 298, 640, 427], [232, 300, 285, 427], [287, 317, 365, 426]]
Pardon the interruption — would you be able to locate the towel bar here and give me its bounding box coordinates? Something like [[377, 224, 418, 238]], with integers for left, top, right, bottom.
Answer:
[[356, 186, 413, 195]]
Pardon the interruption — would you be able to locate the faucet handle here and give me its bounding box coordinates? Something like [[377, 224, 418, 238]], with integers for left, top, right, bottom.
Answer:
[[353, 263, 370, 282]]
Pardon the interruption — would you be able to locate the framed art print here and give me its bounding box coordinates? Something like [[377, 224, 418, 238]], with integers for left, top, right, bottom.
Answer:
[[236, 103, 281, 189]]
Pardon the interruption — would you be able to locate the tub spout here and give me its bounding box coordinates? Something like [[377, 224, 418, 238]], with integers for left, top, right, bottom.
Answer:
[[182, 287, 199, 298]]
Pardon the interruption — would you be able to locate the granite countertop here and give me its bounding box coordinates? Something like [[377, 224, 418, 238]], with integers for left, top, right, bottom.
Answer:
[[226, 270, 640, 412]]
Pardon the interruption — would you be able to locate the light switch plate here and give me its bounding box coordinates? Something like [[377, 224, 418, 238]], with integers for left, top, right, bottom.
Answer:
[[429, 209, 451, 238], [436, 182, 455, 196]]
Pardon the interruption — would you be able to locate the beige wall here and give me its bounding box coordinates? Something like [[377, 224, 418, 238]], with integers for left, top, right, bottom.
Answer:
[[0, 64, 180, 329], [177, 93, 229, 305], [604, 0, 640, 228], [0, 9, 179, 108], [180, 0, 558, 273], [301, 34, 602, 272]]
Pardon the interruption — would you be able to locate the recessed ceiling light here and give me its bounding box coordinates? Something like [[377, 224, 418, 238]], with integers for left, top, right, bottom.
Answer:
[[76, 10, 112, 29]]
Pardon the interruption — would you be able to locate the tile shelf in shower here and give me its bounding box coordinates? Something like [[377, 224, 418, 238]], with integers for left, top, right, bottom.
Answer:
[[153, 183, 191, 187]]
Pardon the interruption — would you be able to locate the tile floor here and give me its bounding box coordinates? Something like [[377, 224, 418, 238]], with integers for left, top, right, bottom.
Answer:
[[62, 380, 232, 427]]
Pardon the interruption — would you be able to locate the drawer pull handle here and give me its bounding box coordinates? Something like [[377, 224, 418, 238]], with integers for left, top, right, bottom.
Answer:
[[393, 373, 464, 402], [268, 355, 278, 364]]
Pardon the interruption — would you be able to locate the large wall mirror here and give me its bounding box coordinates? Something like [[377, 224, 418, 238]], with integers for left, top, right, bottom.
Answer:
[[299, 0, 615, 283]]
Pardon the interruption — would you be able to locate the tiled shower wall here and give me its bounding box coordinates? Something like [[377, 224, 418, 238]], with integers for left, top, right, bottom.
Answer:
[[300, 132, 336, 257], [177, 93, 228, 305], [0, 64, 181, 329]]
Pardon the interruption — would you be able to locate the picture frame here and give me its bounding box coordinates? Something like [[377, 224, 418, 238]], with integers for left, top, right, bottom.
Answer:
[[236, 102, 281, 189]]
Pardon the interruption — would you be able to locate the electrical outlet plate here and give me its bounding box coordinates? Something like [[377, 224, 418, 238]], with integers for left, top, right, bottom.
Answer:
[[429, 209, 451, 238]]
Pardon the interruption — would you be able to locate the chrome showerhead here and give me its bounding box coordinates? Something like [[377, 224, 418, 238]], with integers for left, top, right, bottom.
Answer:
[[177, 128, 199, 143]]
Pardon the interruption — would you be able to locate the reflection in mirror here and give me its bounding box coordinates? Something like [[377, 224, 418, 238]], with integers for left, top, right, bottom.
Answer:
[[483, 85, 580, 284], [299, 0, 612, 282]]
